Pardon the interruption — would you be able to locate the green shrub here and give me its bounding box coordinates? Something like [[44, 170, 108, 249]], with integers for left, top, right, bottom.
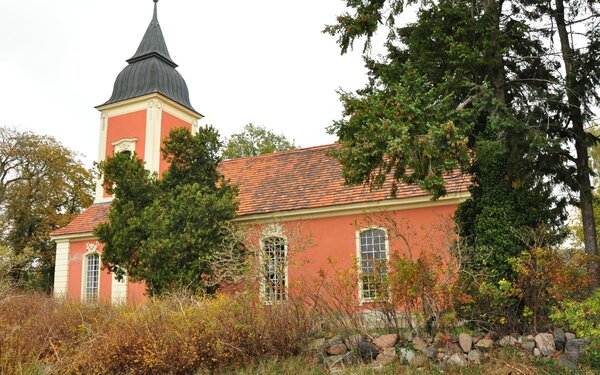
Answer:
[[551, 289, 600, 368]]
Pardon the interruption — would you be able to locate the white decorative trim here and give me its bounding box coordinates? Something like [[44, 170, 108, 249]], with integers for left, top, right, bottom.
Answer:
[[356, 227, 390, 305], [85, 242, 98, 253], [51, 232, 97, 242], [94, 113, 109, 203], [234, 192, 470, 224], [262, 223, 285, 239], [53, 240, 70, 298], [112, 137, 138, 154], [145, 100, 163, 174], [96, 93, 202, 122]]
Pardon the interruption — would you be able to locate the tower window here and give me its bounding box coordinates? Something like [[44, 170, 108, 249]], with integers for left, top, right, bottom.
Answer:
[[358, 228, 388, 302], [262, 236, 287, 303], [112, 137, 138, 158], [119, 150, 133, 159]]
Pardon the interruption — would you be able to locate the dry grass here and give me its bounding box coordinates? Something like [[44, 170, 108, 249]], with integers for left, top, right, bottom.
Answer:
[[0, 289, 319, 374]]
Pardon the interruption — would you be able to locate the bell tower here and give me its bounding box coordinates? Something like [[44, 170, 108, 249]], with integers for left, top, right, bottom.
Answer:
[[94, 0, 202, 203]]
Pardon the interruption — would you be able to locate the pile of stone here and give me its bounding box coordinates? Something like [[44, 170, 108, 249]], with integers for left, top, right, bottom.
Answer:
[[310, 328, 590, 372]]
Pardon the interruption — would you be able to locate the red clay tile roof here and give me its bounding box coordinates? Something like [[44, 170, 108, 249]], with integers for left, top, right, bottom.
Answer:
[[51, 144, 470, 237], [50, 202, 111, 237]]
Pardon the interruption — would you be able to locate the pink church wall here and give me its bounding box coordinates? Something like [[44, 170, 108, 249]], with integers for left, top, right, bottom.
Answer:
[[67, 240, 112, 303], [128, 280, 148, 305], [289, 205, 456, 284], [104, 110, 148, 198], [64, 203, 457, 305], [240, 203, 458, 304], [159, 111, 191, 175]]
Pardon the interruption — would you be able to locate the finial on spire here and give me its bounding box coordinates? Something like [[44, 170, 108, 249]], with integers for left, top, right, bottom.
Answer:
[[152, 0, 158, 23]]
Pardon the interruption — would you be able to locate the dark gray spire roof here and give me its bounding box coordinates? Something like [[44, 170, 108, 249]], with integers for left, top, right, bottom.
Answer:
[[100, 1, 199, 115]]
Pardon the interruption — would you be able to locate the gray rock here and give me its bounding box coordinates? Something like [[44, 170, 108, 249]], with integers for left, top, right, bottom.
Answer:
[[558, 353, 579, 371], [373, 334, 398, 349], [422, 347, 438, 359], [498, 335, 518, 347], [399, 348, 416, 363], [341, 352, 358, 367], [458, 333, 473, 353], [472, 332, 484, 342], [344, 334, 364, 351], [565, 338, 591, 362], [324, 354, 345, 368], [358, 341, 379, 362], [448, 353, 468, 367], [534, 333, 556, 356], [327, 336, 344, 346], [521, 341, 535, 353], [525, 334, 535, 341], [412, 337, 428, 351], [475, 338, 494, 349], [402, 330, 414, 342], [375, 347, 398, 365], [308, 338, 326, 351], [445, 343, 462, 356], [553, 328, 566, 351], [534, 348, 541, 356], [468, 349, 482, 364], [565, 332, 577, 341], [409, 354, 429, 367], [327, 343, 348, 356]]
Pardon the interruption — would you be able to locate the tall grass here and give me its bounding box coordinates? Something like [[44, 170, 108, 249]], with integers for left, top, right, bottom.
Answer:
[[0, 289, 319, 374]]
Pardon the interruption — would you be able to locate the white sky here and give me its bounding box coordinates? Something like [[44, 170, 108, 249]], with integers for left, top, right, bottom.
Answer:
[[0, 0, 371, 168]]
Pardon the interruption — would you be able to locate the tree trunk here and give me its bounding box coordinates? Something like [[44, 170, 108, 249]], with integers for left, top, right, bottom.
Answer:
[[553, 0, 600, 288], [483, 0, 506, 107]]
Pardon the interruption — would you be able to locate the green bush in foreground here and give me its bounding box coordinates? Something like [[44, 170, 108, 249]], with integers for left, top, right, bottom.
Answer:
[[552, 288, 600, 369]]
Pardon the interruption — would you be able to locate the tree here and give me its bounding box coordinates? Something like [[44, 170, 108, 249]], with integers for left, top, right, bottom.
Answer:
[[548, 0, 600, 285], [222, 123, 297, 159], [0, 126, 94, 291], [323, 0, 599, 281], [95, 126, 239, 295]]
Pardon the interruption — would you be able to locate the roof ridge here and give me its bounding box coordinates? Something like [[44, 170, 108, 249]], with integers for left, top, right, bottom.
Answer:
[[221, 143, 339, 163]]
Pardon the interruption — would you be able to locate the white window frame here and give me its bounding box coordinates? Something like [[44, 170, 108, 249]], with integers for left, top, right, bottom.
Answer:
[[356, 227, 390, 304], [112, 137, 138, 156], [81, 243, 101, 304], [260, 229, 288, 304]]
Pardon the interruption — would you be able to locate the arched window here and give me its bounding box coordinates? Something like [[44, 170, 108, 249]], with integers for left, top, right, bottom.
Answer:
[[83, 252, 100, 303], [357, 228, 388, 302], [262, 236, 287, 303]]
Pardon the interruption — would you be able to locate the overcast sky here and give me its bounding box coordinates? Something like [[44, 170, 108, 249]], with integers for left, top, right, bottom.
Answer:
[[0, 0, 372, 167]]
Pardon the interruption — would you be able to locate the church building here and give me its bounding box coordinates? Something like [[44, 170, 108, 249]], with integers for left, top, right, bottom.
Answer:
[[50, 2, 469, 305]]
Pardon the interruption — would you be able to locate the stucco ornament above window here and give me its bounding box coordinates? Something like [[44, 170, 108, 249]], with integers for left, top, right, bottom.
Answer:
[[85, 242, 99, 254], [112, 138, 138, 155]]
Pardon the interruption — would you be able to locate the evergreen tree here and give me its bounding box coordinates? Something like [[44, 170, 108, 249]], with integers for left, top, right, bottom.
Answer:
[[324, 0, 600, 281], [95, 127, 238, 295]]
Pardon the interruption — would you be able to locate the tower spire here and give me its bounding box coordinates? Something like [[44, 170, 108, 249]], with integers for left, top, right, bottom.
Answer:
[[153, 0, 159, 23], [100, 0, 199, 115]]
